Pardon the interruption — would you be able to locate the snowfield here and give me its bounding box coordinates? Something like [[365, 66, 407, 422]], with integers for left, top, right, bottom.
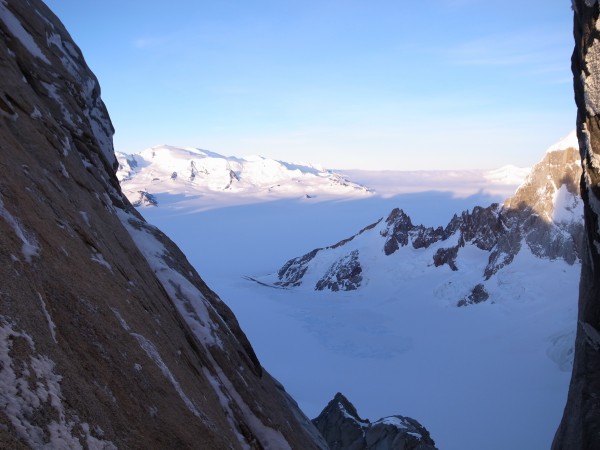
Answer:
[[120, 142, 578, 450]]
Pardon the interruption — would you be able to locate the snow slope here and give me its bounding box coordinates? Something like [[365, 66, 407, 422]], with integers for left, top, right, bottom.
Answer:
[[545, 129, 578, 153]]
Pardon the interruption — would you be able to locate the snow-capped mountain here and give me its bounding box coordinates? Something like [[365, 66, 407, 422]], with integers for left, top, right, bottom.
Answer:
[[259, 144, 582, 307], [116, 145, 372, 205]]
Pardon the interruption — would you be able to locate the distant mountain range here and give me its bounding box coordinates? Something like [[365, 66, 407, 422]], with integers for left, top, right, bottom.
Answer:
[[115, 143, 548, 207], [117, 134, 582, 314], [116, 146, 373, 206]]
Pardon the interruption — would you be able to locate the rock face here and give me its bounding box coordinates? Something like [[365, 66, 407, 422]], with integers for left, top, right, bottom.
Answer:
[[553, 1, 600, 448], [313, 393, 437, 450], [275, 220, 380, 290], [0, 1, 327, 448], [269, 145, 583, 306], [315, 250, 363, 292]]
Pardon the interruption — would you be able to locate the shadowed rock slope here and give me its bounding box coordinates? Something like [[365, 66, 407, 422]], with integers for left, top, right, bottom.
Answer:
[[0, 1, 326, 448], [553, 1, 600, 448]]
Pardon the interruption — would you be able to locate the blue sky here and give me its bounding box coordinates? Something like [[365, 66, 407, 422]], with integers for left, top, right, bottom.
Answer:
[[45, 0, 575, 170]]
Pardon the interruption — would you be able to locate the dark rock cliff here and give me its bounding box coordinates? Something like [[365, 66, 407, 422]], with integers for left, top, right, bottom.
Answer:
[[553, 1, 600, 448], [0, 1, 326, 448]]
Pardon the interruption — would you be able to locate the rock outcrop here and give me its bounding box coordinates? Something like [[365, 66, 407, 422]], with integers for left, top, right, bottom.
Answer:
[[553, 1, 600, 448], [270, 146, 583, 305], [0, 1, 327, 448], [313, 393, 437, 450]]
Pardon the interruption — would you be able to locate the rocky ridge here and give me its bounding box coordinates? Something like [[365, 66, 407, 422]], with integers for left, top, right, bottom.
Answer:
[[0, 1, 327, 448], [267, 145, 583, 306], [313, 393, 437, 450]]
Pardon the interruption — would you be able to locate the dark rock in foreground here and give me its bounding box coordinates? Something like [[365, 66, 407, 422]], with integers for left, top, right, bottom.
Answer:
[[313, 393, 437, 450], [553, 1, 600, 449], [0, 1, 326, 448]]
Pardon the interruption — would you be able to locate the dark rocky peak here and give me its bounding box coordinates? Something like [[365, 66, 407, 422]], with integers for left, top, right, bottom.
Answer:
[[0, 1, 327, 448], [385, 208, 414, 229], [447, 204, 502, 251], [313, 392, 437, 450], [380, 204, 501, 260], [381, 208, 416, 255], [381, 208, 445, 255]]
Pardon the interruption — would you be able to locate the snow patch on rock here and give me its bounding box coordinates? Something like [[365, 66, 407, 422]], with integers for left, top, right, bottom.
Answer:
[[110, 308, 131, 332], [41, 81, 75, 126], [90, 250, 112, 271], [0, 194, 39, 262], [0, 318, 115, 449], [117, 210, 223, 348], [204, 354, 293, 450], [0, 1, 50, 63], [553, 184, 583, 224], [131, 333, 203, 419], [37, 293, 57, 344]]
